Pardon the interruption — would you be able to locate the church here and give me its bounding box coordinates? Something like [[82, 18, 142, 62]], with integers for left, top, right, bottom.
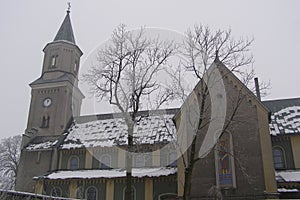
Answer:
[[15, 9, 286, 200]]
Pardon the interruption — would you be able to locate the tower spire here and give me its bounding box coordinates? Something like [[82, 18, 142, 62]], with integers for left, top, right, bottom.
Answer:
[[53, 4, 76, 44]]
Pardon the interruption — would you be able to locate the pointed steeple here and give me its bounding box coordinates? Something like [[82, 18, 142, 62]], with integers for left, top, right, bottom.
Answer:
[[54, 9, 76, 44]]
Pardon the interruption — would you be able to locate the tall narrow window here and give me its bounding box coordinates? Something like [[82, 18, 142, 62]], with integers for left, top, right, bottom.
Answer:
[[69, 156, 79, 170], [41, 116, 46, 128], [86, 187, 97, 200], [76, 187, 84, 199], [215, 132, 236, 188], [123, 187, 136, 200], [41, 116, 50, 128], [100, 155, 111, 169], [74, 61, 78, 73], [273, 147, 285, 169], [50, 55, 58, 68], [46, 116, 50, 128], [36, 151, 41, 164]]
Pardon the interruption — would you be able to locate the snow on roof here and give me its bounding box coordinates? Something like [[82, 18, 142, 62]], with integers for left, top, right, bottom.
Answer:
[[35, 167, 177, 180], [26, 140, 58, 150], [25, 136, 59, 150], [61, 113, 176, 149], [276, 170, 300, 182], [269, 106, 300, 135], [0, 189, 75, 200], [277, 188, 299, 193]]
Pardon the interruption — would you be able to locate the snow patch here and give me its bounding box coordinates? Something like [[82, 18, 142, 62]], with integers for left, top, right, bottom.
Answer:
[[36, 167, 177, 180], [25, 140, 58, 150], [269, 106, 300, 135], [278, 188, 299, 193], [276, 170, 300, 182], [61, 114, 176, 149]]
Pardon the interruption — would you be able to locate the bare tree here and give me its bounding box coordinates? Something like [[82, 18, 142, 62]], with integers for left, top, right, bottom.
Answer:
[[83, 24, 178, 200], [169, 24, 256, 200], [0, 135, 21, 190]]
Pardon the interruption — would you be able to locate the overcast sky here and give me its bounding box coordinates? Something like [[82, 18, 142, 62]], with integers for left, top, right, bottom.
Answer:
[[0, 0, 299, 139]]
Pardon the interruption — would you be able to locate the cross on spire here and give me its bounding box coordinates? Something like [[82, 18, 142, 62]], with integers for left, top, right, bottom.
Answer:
[[67, 2, 71, 13]]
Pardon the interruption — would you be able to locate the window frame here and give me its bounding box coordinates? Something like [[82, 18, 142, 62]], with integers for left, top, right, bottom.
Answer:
[[168, 152, 177, 167], [100, 154, 111, 169], [273, 146, 286, 169], [75, 186, 84, 199], [51, 187, 62, 197], [85, 186, 98, 200], [68, 156, 79, 170], [214, 131, 236, 188], [74, 60, 78, 73], [122, 186, 136, 200], [50, 55, 58, 68]]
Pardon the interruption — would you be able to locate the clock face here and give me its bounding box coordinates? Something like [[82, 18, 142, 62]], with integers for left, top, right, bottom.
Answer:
[[43, 98, 52, 107]]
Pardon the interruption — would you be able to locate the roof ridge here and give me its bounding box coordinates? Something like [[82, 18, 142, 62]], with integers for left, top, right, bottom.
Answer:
[[74, 108, 179, 123], [263, 97, 300, 103]]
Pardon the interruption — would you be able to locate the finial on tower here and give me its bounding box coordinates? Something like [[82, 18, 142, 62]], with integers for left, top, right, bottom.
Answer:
[[214, 49, 220, 62], [67, 2, 71, 13], [215, 49, 219, 59]]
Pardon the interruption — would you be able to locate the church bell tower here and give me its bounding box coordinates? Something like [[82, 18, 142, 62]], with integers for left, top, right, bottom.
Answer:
[[25, 9, 84, 138], [16, 8, 84, 192]]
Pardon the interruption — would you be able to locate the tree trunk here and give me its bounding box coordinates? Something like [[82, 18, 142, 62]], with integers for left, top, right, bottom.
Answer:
[[125, 162, 132, 200], [125, 126, 133, 200], [183, 136, 197, 200], [183, 90, 207, 200]]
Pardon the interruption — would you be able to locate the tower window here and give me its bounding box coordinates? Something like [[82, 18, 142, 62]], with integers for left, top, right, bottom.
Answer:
[[50, 55, 58, 68], [74, 60, 78, 73], [41, 116, 50, 128], [36, 151, 41, 164]]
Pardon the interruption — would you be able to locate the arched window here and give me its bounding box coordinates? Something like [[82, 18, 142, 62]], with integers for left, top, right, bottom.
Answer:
[[215, 132, 236, 188], [123, 186, 136, 200], [41, 115, 50, 128], [69, 156, 79, 170], [51, 187, 62, 197], [134, 154, 145, 168], [273, 147, 285, 169], [76, 187, 84, 199], [169, 152, 177, 167], [86, 186, 97, 200], [100, 155, 111, 169]]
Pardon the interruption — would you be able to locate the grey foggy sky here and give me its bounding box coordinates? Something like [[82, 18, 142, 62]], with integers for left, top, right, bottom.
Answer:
[[0, 0, 299, 139]]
